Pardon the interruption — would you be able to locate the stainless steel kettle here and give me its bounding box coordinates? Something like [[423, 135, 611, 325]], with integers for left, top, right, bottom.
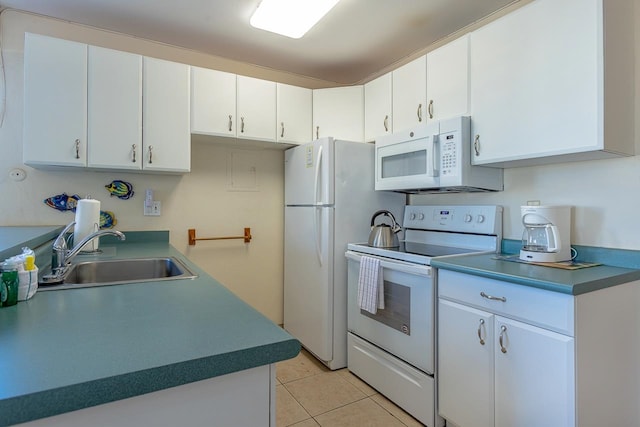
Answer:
[[368, 210, 402, 248]]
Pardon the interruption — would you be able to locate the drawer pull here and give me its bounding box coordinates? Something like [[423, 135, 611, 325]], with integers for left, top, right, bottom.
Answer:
[[480, 291, 506, 302], [499, 325, 508, 353], [477, 319, 486, 345]]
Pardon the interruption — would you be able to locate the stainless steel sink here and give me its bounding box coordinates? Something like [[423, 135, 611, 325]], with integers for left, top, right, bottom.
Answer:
[[39, 257, 198, 290]]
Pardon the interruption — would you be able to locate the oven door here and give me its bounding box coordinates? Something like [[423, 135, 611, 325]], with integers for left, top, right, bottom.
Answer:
[[345, 250, 434, 374], [374, 123, 440, 192]]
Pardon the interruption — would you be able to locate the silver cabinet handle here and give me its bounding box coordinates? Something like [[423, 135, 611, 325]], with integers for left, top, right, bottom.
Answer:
[[428, 100, 434, 119], [477, 319, 486, 346], [499, 325, 508, 353], [316, 126, 319, 139], [75, 139, 80, 159], [417, 104, 423, 122], [281, 122, 285, 138], [240, 117, 245, 133], [228, 115, 233, 132], [480, 291, 506, 302], [474, 135, 480, 156], [132, 144, 137, 163], [148, 145, 153, 164], [383, 115, 389, 132]]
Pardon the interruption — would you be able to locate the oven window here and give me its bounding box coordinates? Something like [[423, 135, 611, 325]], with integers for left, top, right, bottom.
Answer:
[[381, 150, 427, 178], [361, 280, 411, 335]]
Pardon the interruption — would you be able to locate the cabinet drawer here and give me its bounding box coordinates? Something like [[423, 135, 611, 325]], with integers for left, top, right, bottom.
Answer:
[[438, 270, 574, 335]]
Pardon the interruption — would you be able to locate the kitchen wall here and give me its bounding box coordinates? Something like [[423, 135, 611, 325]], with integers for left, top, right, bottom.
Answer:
[[0, 10, 294, 323], [410, 0, 640, 251], [1, 2, 639, 325]]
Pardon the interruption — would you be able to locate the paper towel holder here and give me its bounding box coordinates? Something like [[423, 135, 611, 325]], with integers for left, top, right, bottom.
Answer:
[[188, 228, 252, 246]]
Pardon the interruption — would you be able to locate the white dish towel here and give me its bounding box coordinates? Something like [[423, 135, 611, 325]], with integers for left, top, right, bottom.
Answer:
[[357, 256, 384, 314]]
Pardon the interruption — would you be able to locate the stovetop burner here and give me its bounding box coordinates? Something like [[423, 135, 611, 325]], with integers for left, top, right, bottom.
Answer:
[[348, 205, 503, 265]]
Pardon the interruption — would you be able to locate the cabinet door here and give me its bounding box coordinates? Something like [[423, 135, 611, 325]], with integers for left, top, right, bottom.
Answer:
[[392, 56, 426, 132], [494, 316, 575, 427], [191, 67, 236, 137], [276, 83, 312, 144], [470, 0, 601, 166], [23, 33, 87, 167], [426, 35, 469, 123], [237, 75, 276, 141], [312, 86, 364, 142], [143, 57, 191, 173], [438, 299, 494, 427], [364, 72, 392, 142], [88, 46, 142, 170]]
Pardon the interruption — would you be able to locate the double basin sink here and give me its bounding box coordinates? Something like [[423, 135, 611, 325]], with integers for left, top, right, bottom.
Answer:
[[40, 257, 198, 291]]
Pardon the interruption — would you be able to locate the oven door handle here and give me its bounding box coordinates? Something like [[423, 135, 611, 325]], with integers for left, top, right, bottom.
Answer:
[[346, 251, 432, 277]]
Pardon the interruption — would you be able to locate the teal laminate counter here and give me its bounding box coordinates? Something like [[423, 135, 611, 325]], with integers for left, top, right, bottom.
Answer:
[[431, 252, 640, 295], [0, 226, 64, 263], [0, 231, 300, 426]]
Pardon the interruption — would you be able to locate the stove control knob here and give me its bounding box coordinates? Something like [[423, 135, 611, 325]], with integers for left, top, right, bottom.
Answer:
[[464, 214, 472, 222], [477, 215, 485, 223], [418, 213, 425, 220]]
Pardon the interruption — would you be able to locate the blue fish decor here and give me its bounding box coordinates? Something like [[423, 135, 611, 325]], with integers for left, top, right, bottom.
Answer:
[[43, 193, 81, 212], [105, 180, 134, 200], [99, 210, 117, 229]]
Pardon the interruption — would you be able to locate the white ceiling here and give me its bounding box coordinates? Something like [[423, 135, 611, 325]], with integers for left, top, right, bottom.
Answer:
[[0, 0, 518, 85]]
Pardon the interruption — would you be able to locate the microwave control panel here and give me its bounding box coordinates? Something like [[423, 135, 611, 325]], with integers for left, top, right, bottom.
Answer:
[[440, 131, 459, 177]]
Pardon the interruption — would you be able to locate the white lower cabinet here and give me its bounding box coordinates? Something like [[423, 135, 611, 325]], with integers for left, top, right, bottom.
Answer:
[[437, 269, 640, 427], [20, 365, 276, 427], [439, 299, 574, 427]]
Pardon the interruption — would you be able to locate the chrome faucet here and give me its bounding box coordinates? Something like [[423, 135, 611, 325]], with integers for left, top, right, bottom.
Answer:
[[44, 221, 126, 283]]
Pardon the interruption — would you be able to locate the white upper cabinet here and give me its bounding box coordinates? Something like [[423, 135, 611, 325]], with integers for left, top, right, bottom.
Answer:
[[276, 83, 312, 145], [392, 56, 427, 132], [87, 46, 142, 170], [190, 67, 237, 137], [426, 34, 469, 123], [23, 33, 87, 168], [364, 72, 392, 142], [142, 57, 191, 173], [313, 86, 364, 142], [237, 75, 276, 142], [470, 0, 634, 167]]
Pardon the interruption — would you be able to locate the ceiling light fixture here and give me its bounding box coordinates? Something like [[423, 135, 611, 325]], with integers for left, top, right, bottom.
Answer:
[[250, 0, 341, 39]]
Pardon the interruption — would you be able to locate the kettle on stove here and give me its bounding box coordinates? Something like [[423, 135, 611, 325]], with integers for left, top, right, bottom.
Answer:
[[368, 210, 402, 248]]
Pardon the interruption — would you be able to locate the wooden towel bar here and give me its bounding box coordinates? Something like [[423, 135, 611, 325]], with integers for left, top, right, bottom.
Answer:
[[188, 228, 252, 246]]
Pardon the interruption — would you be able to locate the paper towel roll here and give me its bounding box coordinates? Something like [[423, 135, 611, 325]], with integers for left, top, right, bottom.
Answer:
[[74, 198, 101, 251]]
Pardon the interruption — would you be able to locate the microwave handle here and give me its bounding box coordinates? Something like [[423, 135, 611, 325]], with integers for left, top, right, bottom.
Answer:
[[430, 135, 440, 176]]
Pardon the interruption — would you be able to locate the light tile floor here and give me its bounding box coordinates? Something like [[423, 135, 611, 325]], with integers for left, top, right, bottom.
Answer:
[[276, 348, 424, 427]]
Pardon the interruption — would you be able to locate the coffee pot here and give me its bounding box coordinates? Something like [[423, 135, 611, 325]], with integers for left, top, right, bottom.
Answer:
[[519, 205, 571, 262]]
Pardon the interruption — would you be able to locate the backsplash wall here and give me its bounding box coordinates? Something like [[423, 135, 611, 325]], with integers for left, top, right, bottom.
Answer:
[[0, 10, 287, 323]]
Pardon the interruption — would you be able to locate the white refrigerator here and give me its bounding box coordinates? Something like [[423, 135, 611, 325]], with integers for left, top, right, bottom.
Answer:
[[284, 137, 404, 370]]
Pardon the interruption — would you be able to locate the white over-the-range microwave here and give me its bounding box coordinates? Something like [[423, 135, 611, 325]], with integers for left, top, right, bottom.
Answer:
[[375, 116, 503, 193]]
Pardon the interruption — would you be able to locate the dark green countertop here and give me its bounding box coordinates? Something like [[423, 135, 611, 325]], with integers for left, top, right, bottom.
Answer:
[[431, 252, 640, 295], [0, 231, 300, 426]]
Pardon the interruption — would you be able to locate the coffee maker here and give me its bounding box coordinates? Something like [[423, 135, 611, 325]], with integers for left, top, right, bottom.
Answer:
[[520, 205, 571, 262]]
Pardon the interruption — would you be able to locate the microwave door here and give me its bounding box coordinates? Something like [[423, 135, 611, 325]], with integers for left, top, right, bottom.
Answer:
[[375, 133, 438, 191]]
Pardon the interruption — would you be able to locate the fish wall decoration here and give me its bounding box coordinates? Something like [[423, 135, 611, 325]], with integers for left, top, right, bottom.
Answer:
[[99, 211, 117, 229], [43, 193, 81, 212], [105, 180, 134, 200]]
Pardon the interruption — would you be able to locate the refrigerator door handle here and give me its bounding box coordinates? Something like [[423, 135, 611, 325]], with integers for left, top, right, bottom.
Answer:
[[314, 206, 323, 266], [314, 145, 323, 205]]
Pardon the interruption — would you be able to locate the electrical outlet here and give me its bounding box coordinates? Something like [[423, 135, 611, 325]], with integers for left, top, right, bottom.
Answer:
[[143, 201, 161, 216]]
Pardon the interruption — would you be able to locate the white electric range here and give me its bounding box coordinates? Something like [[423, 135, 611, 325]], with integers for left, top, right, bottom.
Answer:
[[345, 205, 502, 427]]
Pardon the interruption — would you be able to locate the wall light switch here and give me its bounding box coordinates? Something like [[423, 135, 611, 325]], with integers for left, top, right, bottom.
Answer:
[[144, 200, 161, 216]]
